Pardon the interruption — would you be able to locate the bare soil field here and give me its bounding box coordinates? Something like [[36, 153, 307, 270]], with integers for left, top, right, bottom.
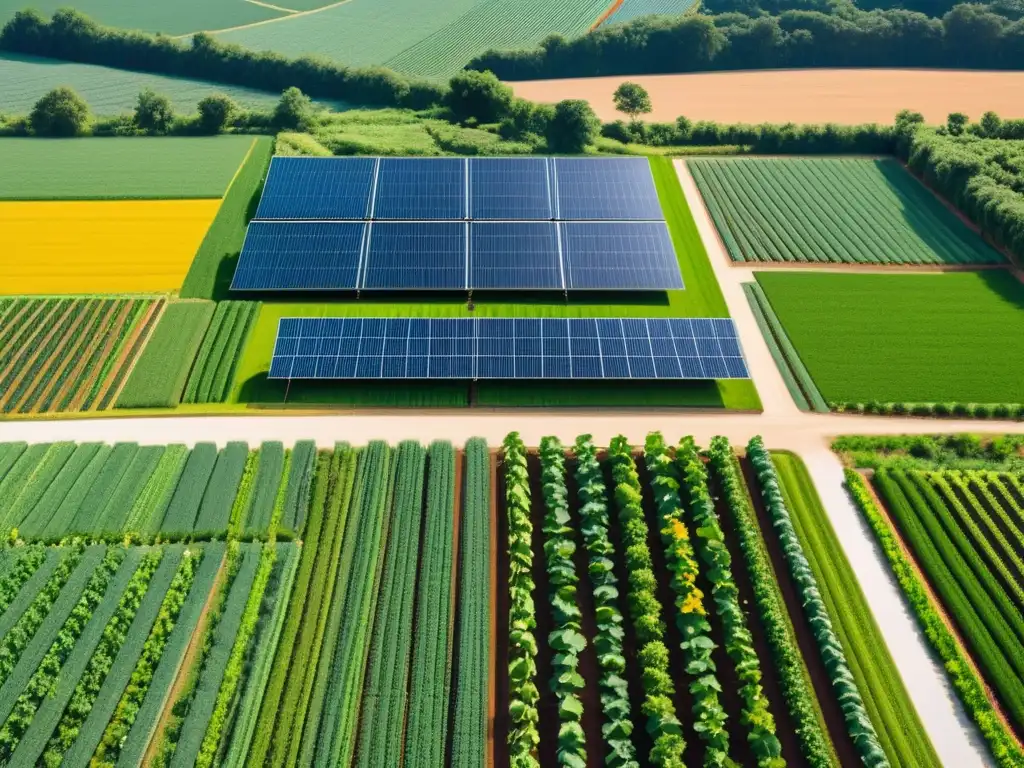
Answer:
[[510, 69, 1024, 125]]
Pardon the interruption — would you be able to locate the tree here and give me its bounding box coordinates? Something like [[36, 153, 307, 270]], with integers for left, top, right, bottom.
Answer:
[[612, 82, 653, 123], [444, 69, 513, 124], [979, 110, 1002, 137], [546, 99, 600, 153], [946, 111, 969, 135], [30, 86, 90, 136], [196, 94, 237, 134], [134, 89, 173, 133], [274, 87, 314, 130]]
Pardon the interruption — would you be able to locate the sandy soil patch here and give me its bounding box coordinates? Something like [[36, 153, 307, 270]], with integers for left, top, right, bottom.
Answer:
[[510, 69, 1024, 125]]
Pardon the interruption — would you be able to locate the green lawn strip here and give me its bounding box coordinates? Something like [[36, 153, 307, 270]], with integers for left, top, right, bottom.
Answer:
[[846, 470, 1024, 768], [51, 545, 183, 767], [193, 442, 250, 536], [754, 271, 1024, 405], [879, 472, 1024, 724], [64, 443, 138, 535], [0, 441, 77, 531], [0, 545, 105, 723], [282, 440, 317, 535], [165, 543, 262, 768], [0, 443, 28, 484], [772, 452, 941, 768], [406, 440, 458, 768], [0, 137, 257, 200], [209, 301, 260, 402], [115, 300, 216, 409], [9, 548, 154, 765], [355, 441, 427, 768], [317, 441, 396, 767], [183, 303, 231, 405], [276, 445, 355, 768], [293, 448, 361, 768], [242, 442, 285, 536], [40, 445, 113, 540], [181, 137, 275, 301], [0, 548, 64, 640], [245, 451, 332, 766], [94, 446, 166, 534], [16, 443, 103, 538], [160, 444, 218, 535], [197, 303, 243, 404], [0, 443, 52, 529], [742, 283, 814, 412], [222, 542, 301, 768], [116, 541, 226, 767], [128, 446, 190, 536]]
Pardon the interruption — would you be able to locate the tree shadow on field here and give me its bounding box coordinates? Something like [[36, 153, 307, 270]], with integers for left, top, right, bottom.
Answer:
[[976, 269, 1024, 307]]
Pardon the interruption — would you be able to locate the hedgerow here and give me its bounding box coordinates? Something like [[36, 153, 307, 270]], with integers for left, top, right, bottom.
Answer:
[[846, 470, 1024, 768], [538, 437, 587, 767], [707, 437, 834, 768], [607, 436, 685, 766], [675, 436, 783, 767], [747, 437, 888, 767]]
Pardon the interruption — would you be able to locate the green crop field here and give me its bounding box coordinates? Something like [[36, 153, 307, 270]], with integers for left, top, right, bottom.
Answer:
[[0, 136, 255, 200], [604, 0, 698, 24], [755, 271, 1024, 405], [689, 158, 1003, 265], [384, 0, 611, 79], [0, 54, 300, 116]]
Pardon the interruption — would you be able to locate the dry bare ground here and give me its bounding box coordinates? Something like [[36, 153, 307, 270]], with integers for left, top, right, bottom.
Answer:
[[510, 68, 1024, 125]]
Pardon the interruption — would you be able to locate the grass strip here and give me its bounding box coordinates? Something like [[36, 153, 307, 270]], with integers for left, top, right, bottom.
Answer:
[[39, 445, 113, 540], [16, 443, 103, 539], [193, 442, 250, 536], [742, 283, 810, 411], [242, 442, 285, 536], [68, 444, 139, 535], [161, 444, 218, 534], [0, 442, 77, 532], [129, 446, 190, 537], [94, 446, 166, 534]]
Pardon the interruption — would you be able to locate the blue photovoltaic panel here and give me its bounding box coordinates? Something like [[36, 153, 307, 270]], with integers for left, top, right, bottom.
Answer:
[[231, 222, 366, 291], [554, 157, 663, 220], [469, 158, 552, 220], [361, 222, 467, 290], [254, 157, 376, 221], [373, 158, 466, 220], [469, 222, 562, 290], [561, 222, 683, 290], [268, 317, 749, 380]]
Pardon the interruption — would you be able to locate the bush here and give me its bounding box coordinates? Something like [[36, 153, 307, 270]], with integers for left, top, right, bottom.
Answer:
[[273, 87, 313, 130], [444, 69, 513, 125], [196, 94, 237, 134], [546, 99, 599, 153], [30, 86, 89, 136], [135, 88, 173, 133]]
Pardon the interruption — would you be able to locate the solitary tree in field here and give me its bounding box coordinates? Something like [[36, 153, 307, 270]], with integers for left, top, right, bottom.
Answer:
[[613, 82, 652, 123], [947, 112, 969, 136], [546, 99, 600, 153], [274, 87, 314, 130], [445, 69, 513, 125], [135, 89, 173, 133], [197, 94, 237, 134], [30, 86, 90, 137]]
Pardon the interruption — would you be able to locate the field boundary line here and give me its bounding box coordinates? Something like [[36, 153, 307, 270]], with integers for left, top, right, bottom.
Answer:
[[244, 0, 299, 13], [172, 0, 357, 39], [224, 138, 259, 198], [590, 0, 623, 30], [93, 299, 167, 411]]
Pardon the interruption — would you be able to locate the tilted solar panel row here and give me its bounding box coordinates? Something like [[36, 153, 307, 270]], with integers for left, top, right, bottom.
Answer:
[[231, 221, 683, 292], [268, 317, 748, 380], [254, 156, 664, 222]]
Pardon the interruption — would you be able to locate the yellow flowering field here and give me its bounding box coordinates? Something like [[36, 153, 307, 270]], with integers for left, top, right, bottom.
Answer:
[[0, 199, 220, 294]]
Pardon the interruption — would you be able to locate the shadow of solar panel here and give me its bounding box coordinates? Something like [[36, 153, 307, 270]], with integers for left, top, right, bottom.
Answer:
[[231, 222, 366, 291], [554, 157, 663, 220], [255, 157, 376, 220], [373, 158, 466, 220], [268, 317, 749, 380], [470, 222, 562, 289], [469, 158, 552, 219], [361, 222, 466, 290], [561, 222, 683, 290]]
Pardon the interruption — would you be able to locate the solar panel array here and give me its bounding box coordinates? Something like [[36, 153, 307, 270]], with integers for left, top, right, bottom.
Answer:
[[232, 156, 682, 293], [268, 317, 749, 380]]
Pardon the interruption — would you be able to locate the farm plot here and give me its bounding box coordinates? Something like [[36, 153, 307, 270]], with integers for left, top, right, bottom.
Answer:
[[182, 301, 261, 404], [603, 0, 698, 25], [688, 158, 1003, 265], [384, 0, 612, 80], [0, 297, 162, 414], [754, 271, 1024, 406]]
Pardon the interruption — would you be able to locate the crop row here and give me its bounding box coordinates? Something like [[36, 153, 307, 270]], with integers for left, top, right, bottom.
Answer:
[[182, 301, 261, 405]]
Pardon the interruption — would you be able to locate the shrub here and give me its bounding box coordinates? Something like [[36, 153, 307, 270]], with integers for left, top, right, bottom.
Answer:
[[29, 86, 89, 136]]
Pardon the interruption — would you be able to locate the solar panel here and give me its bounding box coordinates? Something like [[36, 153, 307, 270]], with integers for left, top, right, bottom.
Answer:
[[254, 157, 376, 221], [231, 222, 367, 291], [373, 158, 466, 220], [268, 317, 749, 380], [561, 222, 683, 290], [554, 157, 663, 220], [469, 158, 552, 220], [361, 222, 467, 290], [469, 222, 562, 290]]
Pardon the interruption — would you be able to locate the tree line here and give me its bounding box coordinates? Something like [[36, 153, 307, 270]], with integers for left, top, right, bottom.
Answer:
[[467, 3, 1024, 80]]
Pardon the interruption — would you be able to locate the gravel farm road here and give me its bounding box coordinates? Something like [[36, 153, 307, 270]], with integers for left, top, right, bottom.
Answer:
[[0, 161, 1012, 766]]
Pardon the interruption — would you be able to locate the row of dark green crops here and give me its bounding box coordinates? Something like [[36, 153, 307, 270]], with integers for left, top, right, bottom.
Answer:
[[0, 439, 316, 542], [501, 432, 944, 768], [245, 438, 493, 768]]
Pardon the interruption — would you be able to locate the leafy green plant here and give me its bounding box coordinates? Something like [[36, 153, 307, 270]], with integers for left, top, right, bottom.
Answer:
[[0, 546, 46, 616], [502, 432, 540, 767], [538, 437, 587, 767]]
